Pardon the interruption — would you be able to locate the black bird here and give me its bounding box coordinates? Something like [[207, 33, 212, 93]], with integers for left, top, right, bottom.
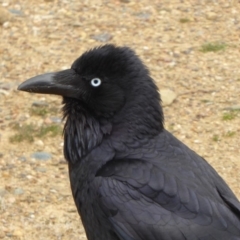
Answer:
[[18, 45, 240, 240]]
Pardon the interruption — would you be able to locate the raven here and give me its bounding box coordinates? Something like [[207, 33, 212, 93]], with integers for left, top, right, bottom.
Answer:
[[18, 45, 240, 240]]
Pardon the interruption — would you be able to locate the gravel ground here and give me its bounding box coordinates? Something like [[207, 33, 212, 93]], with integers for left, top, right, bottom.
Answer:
[[0, 0, 240, 239]]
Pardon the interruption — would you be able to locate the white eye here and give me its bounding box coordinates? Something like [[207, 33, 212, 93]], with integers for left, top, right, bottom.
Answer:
[[90, 78, 101, 87]]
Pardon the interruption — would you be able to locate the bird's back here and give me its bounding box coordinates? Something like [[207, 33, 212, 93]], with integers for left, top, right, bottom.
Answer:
[[92, 129, 240, 240]]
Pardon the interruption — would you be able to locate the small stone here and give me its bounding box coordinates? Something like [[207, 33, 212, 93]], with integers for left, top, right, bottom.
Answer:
[[182, 48, 193, 55], [0, 153, 3, 158], [12, 229, 23, 237], [2, 21, 10, 28], [18, 173, 27, 178], [32, 101, 49, 107], [224, 105, 240, 111], [14, 188, 24, 195], [0, 230, 5, 238], [18, 156, 27, 161], [0, 188, 7, 197], [2, 172, 10, 178], [6, 233, 12, 237], [0, 6, 12, 24], [8, 197, 16, 203], [206, 12, 218, 20], [0, 89, 9, 95], [215, 76, 223, 81], [44, 117, 52, 124], [0, 82, 12, 91], [4, 115, 11, 120], [135, 12, 151, 20], [50, 117, 61, 124], [9, 9, 23, 16], [31, 152, 52, 160], [91, 32, 113, 42], [59, 158, 67, 164], [34, 140, 44, 146], [35, 167, 46, 173], [159, 89, 177, 106]]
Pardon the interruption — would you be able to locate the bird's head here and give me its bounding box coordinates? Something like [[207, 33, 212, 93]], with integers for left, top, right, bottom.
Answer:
[[18, 45, 164, 136]]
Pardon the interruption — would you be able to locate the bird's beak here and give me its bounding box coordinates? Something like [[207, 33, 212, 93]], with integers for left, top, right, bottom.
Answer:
[[18, 69, 79, 98]]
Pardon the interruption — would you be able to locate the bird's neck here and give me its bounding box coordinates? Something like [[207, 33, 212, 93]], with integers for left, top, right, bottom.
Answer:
[[62, 99, 103, 164]]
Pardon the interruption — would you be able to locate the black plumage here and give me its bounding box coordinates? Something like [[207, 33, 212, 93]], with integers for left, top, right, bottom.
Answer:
[[18, 45, 240, 240]]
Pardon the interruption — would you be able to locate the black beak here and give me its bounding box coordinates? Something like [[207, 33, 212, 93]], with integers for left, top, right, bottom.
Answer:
[[18, 69, 79, 98]]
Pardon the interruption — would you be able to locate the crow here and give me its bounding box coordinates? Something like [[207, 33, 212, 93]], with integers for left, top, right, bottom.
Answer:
[[18, 44, 240, 240]]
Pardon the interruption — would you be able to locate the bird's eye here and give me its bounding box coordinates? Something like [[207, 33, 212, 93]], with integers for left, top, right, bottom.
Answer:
[[90, 78, 101, 87]]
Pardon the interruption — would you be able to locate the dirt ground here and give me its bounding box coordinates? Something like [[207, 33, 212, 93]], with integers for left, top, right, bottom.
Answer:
[[0, 0, 240, 239]]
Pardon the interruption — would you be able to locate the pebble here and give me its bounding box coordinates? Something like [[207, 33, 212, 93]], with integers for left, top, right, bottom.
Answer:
[[31, 152, 52, 160], [182, 48, 193, 55], [206, 12, 218, 21], [50, 117, 62, 124], [224, 105, 240, 111], [14, 188, 24, 195], [0, 6, 12, 24], [0, 231, 5, 239], [215, 76, 223, 81], [18, 156, 27, 161], [34, 139, 44, 146], [9, 9, 23, 15], [59, 158, 67, 164], [35, 167, 47, 173], [159, 89, 177, 106], [8, 197, 16, 203], [44, 117, 53, 124], [2, 172, 10, 178], [0, 82, 12, 91], [0, 188, 7, 197], [4, 115, 11, 120], [32, 101, 49, 107], [91, 32, 113, 42], [135, 12, 151, 20], [12, 229, 23, 237], [0, 89, 9, 95]]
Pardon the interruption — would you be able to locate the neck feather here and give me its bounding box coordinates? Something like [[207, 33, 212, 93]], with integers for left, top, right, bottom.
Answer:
[[62, 99, 103, 164]]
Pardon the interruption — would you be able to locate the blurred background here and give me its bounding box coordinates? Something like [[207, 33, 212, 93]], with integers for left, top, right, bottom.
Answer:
[[0, 0, 240, 239]]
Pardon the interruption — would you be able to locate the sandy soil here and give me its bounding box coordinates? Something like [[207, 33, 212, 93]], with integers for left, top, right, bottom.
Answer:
[[0, 0, 239, 239]]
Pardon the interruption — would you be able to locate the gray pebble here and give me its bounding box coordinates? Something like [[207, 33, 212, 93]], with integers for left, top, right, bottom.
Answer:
[[31, 152, 52, 160], [135, 12, 151, 20], [14, 188, 24, 195], [35, 167, 47, 173], [224, 105, 240, 111], [50, 117, 62, 124], [0, 188, 7, 197], [32, 101, 49, 107], [0, 82, 11, 90], [18, 156, 27, 161], [9, 9, 23, 16], [5, 115, 11, 120], [91, 32, 113, 42]]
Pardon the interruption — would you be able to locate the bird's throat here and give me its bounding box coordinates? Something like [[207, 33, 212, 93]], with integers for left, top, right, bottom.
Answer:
[[62, 101, 103, 164]]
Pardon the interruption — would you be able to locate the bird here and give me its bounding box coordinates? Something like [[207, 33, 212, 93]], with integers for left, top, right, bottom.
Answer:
[[18, 44, 240, 240]]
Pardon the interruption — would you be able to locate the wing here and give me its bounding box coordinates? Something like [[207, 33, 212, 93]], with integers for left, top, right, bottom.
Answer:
[[94, 131, 240, 240]]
